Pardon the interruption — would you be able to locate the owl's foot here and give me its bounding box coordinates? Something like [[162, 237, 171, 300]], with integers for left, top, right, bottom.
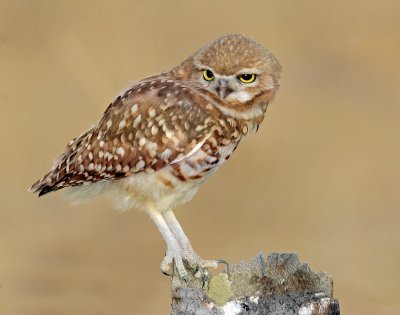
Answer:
[[152, 210, 226, 281], [161, 246, 189, 282], [182, 254, 229, 285], [187, 256, 219, 270], [180, 246, 228, 271], [161, 246, 227, 281]]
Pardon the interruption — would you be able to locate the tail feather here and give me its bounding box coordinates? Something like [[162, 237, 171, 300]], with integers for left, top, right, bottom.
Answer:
[[38, 185, 57, 197], [28, 173, 58, 197]]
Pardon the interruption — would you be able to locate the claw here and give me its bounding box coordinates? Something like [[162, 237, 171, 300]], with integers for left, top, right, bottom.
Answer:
[[215, 259, 230, 278], [201, 272, 208, 288], [160, 251, 173, 276], [192, 266, 210, 287], [215, 259, 229, 267], [161, 269, 173, 277], [160, 247, 227, 282], [161, 250, 189, 281]]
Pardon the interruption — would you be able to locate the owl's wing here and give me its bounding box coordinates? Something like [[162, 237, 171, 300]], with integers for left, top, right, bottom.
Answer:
[[29, 80, 216, 196]]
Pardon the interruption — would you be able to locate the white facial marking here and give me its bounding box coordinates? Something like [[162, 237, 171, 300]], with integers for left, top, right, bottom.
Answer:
[[214, 103, 265, 120], [226, 90, 253, 102]]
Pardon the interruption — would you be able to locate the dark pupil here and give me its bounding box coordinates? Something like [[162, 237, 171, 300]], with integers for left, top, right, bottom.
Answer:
[[206, 70, 213, 78], [241, 74, 252, 80]]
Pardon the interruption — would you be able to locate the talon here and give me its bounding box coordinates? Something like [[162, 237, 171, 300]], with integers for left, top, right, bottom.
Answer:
[[215, 259, 229, 267], [161, 269, 173, 277], [216, 259, 230, 278], [160, 253, 173, 276], [201, 272, 208, 288], [160, 251, 173, 276]]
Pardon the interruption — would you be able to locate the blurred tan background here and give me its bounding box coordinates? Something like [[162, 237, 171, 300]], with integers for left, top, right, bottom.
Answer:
[[1, 0, 399, 314]]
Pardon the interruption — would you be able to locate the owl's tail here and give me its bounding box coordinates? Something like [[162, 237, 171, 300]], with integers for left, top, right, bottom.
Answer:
[[28, 172, 60, 197]]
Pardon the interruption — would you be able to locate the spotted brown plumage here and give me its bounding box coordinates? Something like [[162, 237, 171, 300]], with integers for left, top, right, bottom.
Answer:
[[30, 34, 281, 280], [30, 78, 245, 196]]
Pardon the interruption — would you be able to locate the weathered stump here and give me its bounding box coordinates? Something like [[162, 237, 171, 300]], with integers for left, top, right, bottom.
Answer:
[[171, 252, 339, 315]]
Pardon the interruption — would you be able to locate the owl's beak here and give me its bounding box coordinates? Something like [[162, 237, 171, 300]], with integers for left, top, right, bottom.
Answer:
[[214, 79, 232, 99]]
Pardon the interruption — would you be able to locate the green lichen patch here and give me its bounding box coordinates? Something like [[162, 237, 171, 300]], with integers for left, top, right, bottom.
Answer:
[[207, 273, 233, 306]]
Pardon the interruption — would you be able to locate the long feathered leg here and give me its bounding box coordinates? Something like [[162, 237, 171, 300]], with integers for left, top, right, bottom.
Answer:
[[147, 207, 189, 281]]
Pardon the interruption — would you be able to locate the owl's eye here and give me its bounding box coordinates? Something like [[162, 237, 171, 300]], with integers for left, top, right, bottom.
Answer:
[[203, 69, 214, 81], [238, 73, 257, 83]]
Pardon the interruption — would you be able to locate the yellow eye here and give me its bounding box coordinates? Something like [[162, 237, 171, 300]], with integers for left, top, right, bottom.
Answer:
[[238, 73, 256, 83], [203, 69, 214, 81]]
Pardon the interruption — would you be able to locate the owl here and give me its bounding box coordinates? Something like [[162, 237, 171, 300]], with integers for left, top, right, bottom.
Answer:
[[30, 34, 281, 281]]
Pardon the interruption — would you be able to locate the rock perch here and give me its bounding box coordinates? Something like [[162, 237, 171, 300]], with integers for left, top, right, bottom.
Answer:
[[171, 252, 340, 315]]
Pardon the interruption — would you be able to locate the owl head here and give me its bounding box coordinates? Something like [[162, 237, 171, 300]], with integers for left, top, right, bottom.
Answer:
[[174, 34, 281, 118]]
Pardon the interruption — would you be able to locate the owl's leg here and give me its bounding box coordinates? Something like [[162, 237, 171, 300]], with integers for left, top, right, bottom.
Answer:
[[162, 210, 194, 251], [147, 208, 189, 281], [162, 210, 218, 270]]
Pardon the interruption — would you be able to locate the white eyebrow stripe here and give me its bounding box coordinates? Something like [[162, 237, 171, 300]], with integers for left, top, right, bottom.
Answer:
[[213, 74, 236, 79], [237, 68, 262, 74], [194, 63, 261, 76]]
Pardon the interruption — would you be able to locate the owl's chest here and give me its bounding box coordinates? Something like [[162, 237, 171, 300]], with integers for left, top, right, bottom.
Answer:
[[114, 141, 238, 211]]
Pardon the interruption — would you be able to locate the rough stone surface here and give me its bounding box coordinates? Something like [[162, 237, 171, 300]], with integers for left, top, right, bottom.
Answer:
[[171, 252, 340, 315]]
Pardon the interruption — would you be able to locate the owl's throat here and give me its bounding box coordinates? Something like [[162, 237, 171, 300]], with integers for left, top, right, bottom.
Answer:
[[214, 101, 268, 123]]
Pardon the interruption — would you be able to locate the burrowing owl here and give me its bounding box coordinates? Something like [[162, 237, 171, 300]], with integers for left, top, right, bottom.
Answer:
[[30, 34, 281, 280]]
